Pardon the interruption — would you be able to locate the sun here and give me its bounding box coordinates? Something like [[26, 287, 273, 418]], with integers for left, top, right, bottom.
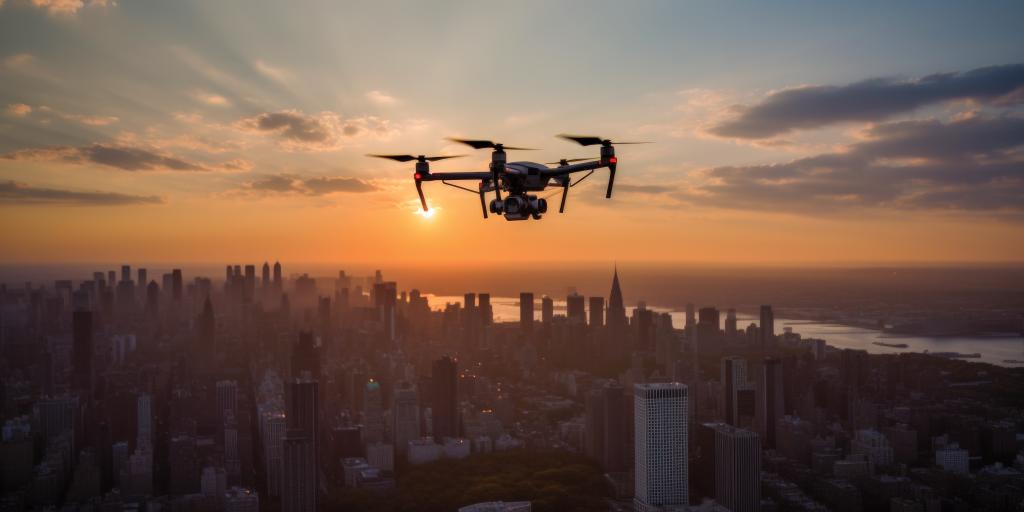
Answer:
[[416, 208, 437, 219]]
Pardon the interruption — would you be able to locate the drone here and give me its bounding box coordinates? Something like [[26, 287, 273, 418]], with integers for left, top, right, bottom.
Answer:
[[369, 135, 649, 221]]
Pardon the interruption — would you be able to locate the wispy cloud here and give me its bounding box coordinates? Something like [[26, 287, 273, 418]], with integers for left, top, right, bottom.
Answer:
[[710, 64, 1024, 139], [5, 103, 32, 117], [254, 60, 291, 84], [366, 90, 398, 106], [2, 143, 251, 172], [235, 109, 395, 151], [0, 180, 161, 206], [190, 90, 230, 107], [3, 0, 114, 15], [239, 173, 378, 196]]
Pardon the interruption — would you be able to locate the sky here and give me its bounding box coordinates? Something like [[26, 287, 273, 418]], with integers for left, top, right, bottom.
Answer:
[[1, 0, 1023, 267]]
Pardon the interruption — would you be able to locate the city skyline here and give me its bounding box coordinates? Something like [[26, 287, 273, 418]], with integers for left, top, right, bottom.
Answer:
[[2, 1, 1024, 265]]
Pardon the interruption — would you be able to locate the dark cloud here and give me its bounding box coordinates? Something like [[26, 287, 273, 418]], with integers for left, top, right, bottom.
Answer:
[[680, 115, 1024, 214], [710, 64, 1024, 139], [0, 180, 163, 206], [243, 173, 377, 196], [236, 110, 394, 151], [1, 143, 250, 172]]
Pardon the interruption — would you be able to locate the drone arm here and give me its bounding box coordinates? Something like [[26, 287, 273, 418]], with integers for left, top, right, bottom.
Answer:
[[541, 160, 606, 178], [423, 171, 492, 181]]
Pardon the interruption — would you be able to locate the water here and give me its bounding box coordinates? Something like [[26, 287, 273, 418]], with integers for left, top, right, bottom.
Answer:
[[424, 294, 1024, 368]]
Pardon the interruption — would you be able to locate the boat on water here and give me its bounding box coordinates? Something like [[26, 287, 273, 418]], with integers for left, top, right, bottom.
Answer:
[[873, 341, 909, 348]]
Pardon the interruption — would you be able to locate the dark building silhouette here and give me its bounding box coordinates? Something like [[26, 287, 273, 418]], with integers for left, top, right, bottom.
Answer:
[[567, 293, 585, 323], [273, 261, 283, 289], [541, 296, 554, 324], [171, 269, 183, 303], [72, 310, 93, 395], [292, 331, 319, 381], [762, 358, 783, 449], [198, 295, 215, 345], [519, 292, 534, 333], [589, 296, 604, 328], [281, 429, 316, 512], [262, 262, 271, 287], [759, 305, 774, 352], [695, 423, 761, 512], [431, 356, 459, 441]]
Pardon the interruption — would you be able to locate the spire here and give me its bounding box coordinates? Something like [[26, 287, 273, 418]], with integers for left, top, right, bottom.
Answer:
[[609, 264, 623, 311]]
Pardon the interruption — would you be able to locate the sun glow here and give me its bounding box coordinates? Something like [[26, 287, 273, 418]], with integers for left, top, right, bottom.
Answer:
[[417, 208, 437, 219]]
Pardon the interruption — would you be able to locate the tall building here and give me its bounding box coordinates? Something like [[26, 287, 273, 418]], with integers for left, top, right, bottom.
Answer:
[[634, 383, 689, 512], [608, 267, 626, 330], [393, 384, 419, 456], [519, 292, 534, 333], [759, 305, 774, 351], [281, 430, 316, 512], [273, 261, 283, 289], [286, 377, 319, 500], [541, 296, 554, 324], [478, 293, 492, 325], [72, 311, 93, 394], [761, 358, 783, 449], [589, 296, 605, 328], [432, 356, 459, 441], [362, 380, 385, 445], [137, 268, 147, 291], [262, 262, 271, 287], [724, 309, 737, 337], [720, 357, 748, 426], [696, 423, 761, 512], [171, 269, 183, 302], [566, 293, 586, 323], [217, 380, 239, 419], [685, 303, 695, 330]]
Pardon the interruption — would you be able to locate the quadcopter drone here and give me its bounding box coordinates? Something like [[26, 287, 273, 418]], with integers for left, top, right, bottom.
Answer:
[[369, 135, 649, 221]]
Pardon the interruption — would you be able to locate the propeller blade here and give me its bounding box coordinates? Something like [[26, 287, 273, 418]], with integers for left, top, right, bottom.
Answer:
[[557, 134, 606, 146], [446, 138, 537, 150], [368, 154, 418, 162], [425, 155, 465, 161], [545, 158, 595, 165], [556, 134, 653, 146], [446, 138, 496, 149]]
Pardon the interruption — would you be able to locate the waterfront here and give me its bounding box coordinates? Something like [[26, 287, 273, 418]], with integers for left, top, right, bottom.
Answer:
[[425, 294, 1024, 368]]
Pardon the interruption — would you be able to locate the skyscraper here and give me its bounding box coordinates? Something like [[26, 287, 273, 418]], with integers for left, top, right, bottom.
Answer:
[[566, 293, 586, 323], [393, 383, 419, 456], [432, 356, 459, 441], [273, 261, 283, 289], [725, 308, 737, 337], [171, 269, 183, 303], [608, 267, 626, 330], [262, 262, 271, 287], [761, 358, 784, 449], [721, 357, 748, 426], [72, 310, 93, 395], [137, 268, 147, 291], [634, 383, 689, 512], [478, 293, 492, 325], [696, 423, 761, 512], [519, 292, 534, 333], [362, 380, 385, 445], [685, 303, 695, 331], [281, 430, 316, 512], [759, 305, 774, 351], [541, 296, 554, 325], [589, 296, 605, 328]]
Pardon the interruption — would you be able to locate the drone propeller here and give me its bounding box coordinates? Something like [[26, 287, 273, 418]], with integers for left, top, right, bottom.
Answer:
[[367, 154, 464, 162], [556, 134, 652, 146], [545, 157, 595, 165], [446, 138, 538, 151]]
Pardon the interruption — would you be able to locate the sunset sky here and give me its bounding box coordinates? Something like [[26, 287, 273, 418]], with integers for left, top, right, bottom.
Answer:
[[1, 0, 1023, 266]]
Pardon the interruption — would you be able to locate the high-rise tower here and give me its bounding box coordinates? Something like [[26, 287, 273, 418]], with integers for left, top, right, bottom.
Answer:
[[634, 383, 689, 512]]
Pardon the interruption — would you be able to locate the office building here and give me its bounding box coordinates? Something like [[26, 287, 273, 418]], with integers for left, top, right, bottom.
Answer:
[[634, 383, 689, 512], [519, 292, 534, 333], [432, 356, 459, 441], [696, 423, 761, 512]]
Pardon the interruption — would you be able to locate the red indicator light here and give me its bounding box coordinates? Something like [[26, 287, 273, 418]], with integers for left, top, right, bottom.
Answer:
[[414, 173, 422, 180], [608, 156, 618, 164]]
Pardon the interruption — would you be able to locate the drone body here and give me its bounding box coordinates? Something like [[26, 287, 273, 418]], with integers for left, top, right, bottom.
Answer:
[[370, 135, 648, 221]]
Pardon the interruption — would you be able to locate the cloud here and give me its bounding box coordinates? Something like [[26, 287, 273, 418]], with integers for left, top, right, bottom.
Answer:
[[1, 143, 251, 172], [366, 90, 397, 106], [710, 64, 1024, 139], [6, 103, 32, 117], [241, 173, 378, 196], [10, 0, 112, 15], [614, 183, 674, 194], [0, 180, 161, 206], [236, 109, 394, 151], [36, 105, 118, 126], [191, 90, 230, 107], [679, 115, 1024, 215], [3, 53, 34, 68], [254, 60, 291, 83]]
